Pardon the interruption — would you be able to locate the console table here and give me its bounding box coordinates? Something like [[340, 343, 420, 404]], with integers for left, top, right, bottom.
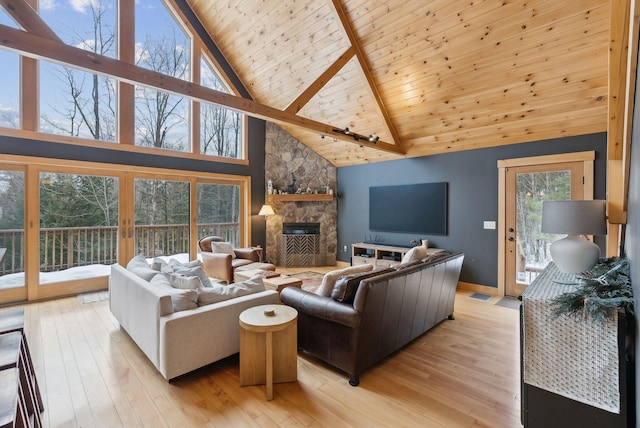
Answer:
[[520, 262, 634, 427], [351, 242, 443, 268]]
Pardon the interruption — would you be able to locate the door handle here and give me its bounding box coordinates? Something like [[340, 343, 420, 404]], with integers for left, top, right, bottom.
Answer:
[[508, 237, 515, 242], [508, 228, 514, 233]]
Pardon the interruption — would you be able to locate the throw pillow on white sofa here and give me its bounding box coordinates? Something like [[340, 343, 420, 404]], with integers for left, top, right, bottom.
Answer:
[[149, 273, 198, 312], [126, 254, 158, 281], [155, 258, 212, 288], [167, 272, 201, 290], [197, 275, 265, 306]]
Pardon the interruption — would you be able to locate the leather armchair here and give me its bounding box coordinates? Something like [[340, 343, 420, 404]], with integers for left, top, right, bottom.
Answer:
[[198, 236, 274, 283]]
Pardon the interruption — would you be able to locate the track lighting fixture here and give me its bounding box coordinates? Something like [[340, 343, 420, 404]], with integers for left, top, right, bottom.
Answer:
[[330, 127, 379, 144]]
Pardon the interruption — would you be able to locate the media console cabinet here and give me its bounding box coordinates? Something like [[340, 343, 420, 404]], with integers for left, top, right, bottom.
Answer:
[[351, 242, 443, 268]]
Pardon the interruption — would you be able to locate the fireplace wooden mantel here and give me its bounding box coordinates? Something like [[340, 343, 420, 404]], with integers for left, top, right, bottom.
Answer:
[[267, 194, 333, 202]]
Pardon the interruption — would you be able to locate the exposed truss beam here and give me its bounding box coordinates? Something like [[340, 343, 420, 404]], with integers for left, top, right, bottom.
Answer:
[[328, 0, 403, 150], [0, 23, 403, 154], [0, 0, 60, 41], [285, 46, 355, 114]]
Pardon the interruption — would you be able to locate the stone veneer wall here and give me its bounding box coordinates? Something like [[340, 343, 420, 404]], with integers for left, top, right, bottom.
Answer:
[[265, 122, 337, 266]]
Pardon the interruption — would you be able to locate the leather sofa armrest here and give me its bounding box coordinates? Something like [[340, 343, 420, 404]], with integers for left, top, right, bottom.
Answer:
[[201, 251, 233, 283], [234, 248, 259, 262], [280, 287, 360, 329]]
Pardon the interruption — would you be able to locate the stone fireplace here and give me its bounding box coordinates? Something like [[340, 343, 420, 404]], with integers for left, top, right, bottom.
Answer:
[[265, 123, 337, 266]]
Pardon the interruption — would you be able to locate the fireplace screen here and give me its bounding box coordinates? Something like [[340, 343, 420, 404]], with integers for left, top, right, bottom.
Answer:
[[280, 223, 321, 266]]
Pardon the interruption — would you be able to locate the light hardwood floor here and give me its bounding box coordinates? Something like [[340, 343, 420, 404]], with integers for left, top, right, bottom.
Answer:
[[13, 270, 522, 428]]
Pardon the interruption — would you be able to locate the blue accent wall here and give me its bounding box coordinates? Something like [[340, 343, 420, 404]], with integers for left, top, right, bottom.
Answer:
[[337, 133, 607, 287]]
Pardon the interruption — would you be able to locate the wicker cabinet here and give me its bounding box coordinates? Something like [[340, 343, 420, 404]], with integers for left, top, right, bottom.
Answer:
[[519, 262, 635, 427]]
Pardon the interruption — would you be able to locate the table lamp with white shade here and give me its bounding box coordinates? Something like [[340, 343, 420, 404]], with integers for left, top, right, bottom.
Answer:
[[541, 200, 607, 274]]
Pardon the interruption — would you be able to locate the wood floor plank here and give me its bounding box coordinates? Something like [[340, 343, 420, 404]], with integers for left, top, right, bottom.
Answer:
[[5, 283, 522, 428]]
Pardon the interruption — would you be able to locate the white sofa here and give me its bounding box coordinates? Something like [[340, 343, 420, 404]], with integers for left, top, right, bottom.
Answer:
[[109, 263, 279, 380]]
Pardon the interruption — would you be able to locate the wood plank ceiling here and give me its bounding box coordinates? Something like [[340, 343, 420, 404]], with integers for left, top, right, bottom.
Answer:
[[188, 0, 609, 167]]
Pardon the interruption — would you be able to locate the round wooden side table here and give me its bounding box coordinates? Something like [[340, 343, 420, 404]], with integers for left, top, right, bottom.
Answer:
[[239, 304, 298, 400]]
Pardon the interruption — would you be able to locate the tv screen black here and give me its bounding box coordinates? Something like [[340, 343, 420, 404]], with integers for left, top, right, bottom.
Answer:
[[369, 182, 447, 235]]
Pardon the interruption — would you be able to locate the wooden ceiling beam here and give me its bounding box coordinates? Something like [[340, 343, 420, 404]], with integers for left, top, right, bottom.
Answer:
[[0, 0, 60, 41], [607, 0, 632, 228], [606, 0, 639, 256], [328, 0, 403, 150], [0, 24, 403, 154], [285, 46, 355, 114]]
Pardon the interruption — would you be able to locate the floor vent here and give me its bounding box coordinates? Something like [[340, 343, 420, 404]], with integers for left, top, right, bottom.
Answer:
[[468, 293, 492, 302]]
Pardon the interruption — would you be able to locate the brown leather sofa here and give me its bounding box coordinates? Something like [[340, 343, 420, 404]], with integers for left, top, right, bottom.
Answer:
[[280, 251, 464, 386], [198, 236, 275, 283]]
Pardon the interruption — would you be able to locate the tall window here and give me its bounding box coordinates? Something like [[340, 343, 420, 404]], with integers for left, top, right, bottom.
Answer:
[[200, 57, 243, 158], [37, 0, 117, 141], [40, 61, 117, 141], [0, 50, 19, 129], [38, 0, 117, 59], [135, 1, 191, 152], [1, 0, 246, 160], [0, 10, 19, 129]]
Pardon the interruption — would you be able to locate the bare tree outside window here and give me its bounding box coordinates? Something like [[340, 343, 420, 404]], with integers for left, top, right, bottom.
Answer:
[[39, 0, 117, 141], [200, 58, 242, 158], [516, 171, 571, 266], [134, 15, 190, 151], [0, 50, 19, 129]]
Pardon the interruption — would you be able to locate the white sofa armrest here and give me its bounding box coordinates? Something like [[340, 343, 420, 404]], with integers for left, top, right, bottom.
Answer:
[[158, 289, 279, 380], [109, 264, 172, 368]]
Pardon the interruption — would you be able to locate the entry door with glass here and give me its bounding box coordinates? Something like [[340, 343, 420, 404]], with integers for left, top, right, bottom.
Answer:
[[504, 162, 585, 297]]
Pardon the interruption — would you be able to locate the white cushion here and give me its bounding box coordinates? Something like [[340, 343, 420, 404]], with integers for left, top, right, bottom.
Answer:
[[126, 254, 157, 281], [167, 273, 201, 290], [159, 261, 212, 288], [149, 274, 198, 312], [197, 275, 265, 306], [211, 242, 236, 259], [150, 257, 167, 271], [315, 264, 374, 297], [401, 246, 428, 264], [169, 258, 202, 269], [151, 258, 211, 289]]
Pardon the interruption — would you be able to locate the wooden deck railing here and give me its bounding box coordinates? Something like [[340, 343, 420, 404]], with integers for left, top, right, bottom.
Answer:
[[0, 223, 239, 275]]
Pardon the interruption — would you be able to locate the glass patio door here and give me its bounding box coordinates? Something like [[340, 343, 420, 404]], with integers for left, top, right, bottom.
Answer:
[[0, 155, 249, 303], [132, 177, 190, 261], [0, 167, 27, 304], [36, 170, 119, 300], [504, 162, 584, 297]]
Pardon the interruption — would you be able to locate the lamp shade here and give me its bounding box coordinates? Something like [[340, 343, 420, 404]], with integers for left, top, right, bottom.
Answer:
[[541, 200, 606, 235], [541, 200, 606, 274], [258, 204, 275, 216]]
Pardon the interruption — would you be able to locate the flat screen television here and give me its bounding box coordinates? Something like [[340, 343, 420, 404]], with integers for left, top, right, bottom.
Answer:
[[369, 182, 447, 235]]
